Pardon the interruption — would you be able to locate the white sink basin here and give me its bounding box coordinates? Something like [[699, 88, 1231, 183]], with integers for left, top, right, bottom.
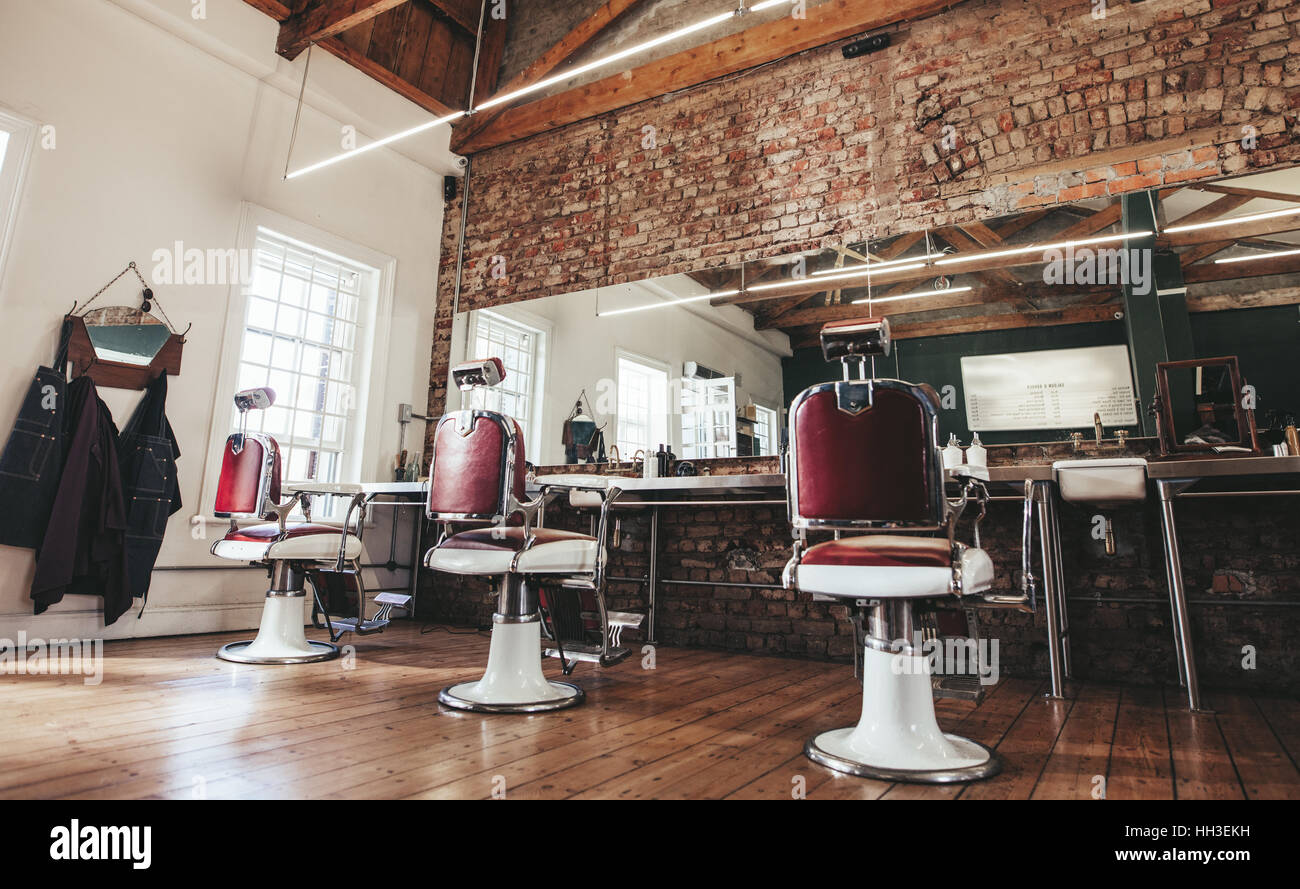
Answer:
[[1052, 457, 1148, 504]]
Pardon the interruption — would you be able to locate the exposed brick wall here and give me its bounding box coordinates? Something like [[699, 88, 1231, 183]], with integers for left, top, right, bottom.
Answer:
[[420, 0, 1300, 692], [429, 0, 1300, 431]]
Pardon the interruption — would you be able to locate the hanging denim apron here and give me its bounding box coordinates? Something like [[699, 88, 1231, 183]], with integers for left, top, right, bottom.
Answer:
[[118, 371, 182, 604], [0, 323, 70, 550]]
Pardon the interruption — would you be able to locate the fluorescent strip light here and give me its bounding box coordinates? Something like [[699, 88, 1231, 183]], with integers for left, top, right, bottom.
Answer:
[[286, 110, 467, 180], [811, 253, 945, 276], [477, 3, 794, 112], [1213, 247, 1300, 264], [746, 263, 927, 292], [934, 231, 1153, 266], [286, 1, 797, 178], [598, 290, 738, 317], [851, 285, 973, 306], [1164, 207, 1300, 235]]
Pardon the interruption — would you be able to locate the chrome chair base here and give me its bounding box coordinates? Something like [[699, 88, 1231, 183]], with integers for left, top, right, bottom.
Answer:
[[216, 640, 340, 665], [804, 731, 1002, 784], [437, 681, 585, 714]]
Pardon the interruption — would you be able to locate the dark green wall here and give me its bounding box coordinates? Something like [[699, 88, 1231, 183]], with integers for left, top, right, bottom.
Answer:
[[1189, 305, 1300, 423], [782, 320, 1134, 445]]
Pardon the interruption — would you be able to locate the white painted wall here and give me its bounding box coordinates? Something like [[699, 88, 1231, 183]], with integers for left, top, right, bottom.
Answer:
[[449, 275, 792, 466], [0, 0, 449, 640]]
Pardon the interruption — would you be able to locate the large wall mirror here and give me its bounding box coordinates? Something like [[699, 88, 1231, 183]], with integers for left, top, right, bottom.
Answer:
[[448, 164, 1300, 465]]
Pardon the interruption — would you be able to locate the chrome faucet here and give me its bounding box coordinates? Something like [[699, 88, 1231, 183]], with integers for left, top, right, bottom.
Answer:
[[1094, 412, 1104, 445]]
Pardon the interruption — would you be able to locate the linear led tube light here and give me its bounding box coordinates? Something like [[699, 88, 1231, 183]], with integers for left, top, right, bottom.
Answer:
[[478, 0, 795, 111], [812, 253, 946, 276], [288, 1, 796, 178], [745, 263, 928, 292], [933, 231, 1153, 266], [597, 290, 739, 317], [287, 110, 467, 179], [851, 285, 973, 305], [1164, 207, 1300, 235], [1212, 247, 1300, 263]]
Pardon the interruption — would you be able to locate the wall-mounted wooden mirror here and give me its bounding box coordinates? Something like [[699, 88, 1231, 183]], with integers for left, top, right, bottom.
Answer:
[[1152, 356, 1261, 457]]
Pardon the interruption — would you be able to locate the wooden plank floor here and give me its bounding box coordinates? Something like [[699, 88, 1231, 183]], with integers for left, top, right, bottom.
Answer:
[[1, 622, 1297, 800]]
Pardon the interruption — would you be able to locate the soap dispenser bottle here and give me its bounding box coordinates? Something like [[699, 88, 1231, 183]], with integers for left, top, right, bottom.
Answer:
[[942, 433, 964, 469], [967, 432, 987, 468]]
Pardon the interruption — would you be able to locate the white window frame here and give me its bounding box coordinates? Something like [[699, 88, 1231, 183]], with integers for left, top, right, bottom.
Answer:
[[753, 403, 780, 457], [614, 348, 671, 458], [201, 203, 396, 522], [680, 376, 737, 459], [465, 306, 550, 461], [0, 107, 37, 289]]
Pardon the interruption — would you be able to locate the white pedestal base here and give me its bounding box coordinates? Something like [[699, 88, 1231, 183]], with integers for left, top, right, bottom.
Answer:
[[439, 620, 584, 713], [217, 595, 339, 664], [805, 646, 1000, 783]]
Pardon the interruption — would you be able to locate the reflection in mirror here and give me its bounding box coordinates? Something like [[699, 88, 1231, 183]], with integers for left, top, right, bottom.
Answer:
[[81, 306, 171, 366], [449, 262, 792, 468]]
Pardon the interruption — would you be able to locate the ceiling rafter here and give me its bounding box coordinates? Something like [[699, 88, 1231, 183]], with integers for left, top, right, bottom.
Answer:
[[453, 0, 647, 151], [277, 0, 412, 60]]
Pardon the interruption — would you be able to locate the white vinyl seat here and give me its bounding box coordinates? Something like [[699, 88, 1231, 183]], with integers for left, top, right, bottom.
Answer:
[[211, 522, 363, 563], [424, 526, 597, 576], [790, 535, 994, 600]]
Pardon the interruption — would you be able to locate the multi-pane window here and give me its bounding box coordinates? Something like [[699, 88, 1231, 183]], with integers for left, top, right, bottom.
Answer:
[[754, 405, 779, 457], [234, 228, 371, 487], [616, 354, 669, 457], [680, 376, 736, 459], [468, 310, 541, 439]]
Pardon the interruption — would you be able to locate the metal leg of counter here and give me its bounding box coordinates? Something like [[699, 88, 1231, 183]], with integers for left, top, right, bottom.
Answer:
[[647, 506, 660, 645], [1035, 481, 1069, 700], [1157, 479, 1205, 712]]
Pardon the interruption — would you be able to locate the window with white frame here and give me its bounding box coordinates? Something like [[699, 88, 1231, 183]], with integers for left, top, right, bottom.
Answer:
[[616, 352, 670, 457], [680, 376, 737, 459], [0, 108, 37, 284], [753, 404, 779, 457], [467, 309, 545, 456], [233, 228, 376, 489]]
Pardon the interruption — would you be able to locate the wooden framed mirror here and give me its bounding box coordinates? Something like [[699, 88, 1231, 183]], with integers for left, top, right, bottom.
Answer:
[[1152, 356, 1261, 457]]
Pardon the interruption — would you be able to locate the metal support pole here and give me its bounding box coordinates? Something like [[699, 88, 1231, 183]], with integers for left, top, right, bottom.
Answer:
[[1158, 479, 1204, 711], [1035, 481, 1066, 699], [647, 506, 660, 644]]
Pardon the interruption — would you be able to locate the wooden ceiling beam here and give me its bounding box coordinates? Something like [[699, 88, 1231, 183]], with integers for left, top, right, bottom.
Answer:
[[1160, 212, 1300, 248], [1181, 252, 1300, 284], [761, 284, 1116, 331], [453, 0, 646, 151], [457, 0, 968, 153], [1195, 183, 1300, 204], [1165, 193, 1251, 229], [791, 303, 1122, 347], [277, 0, 412, 60]]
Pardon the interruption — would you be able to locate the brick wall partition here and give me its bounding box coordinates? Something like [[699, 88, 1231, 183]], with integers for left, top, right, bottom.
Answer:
[[420, 0, 1300, 691]]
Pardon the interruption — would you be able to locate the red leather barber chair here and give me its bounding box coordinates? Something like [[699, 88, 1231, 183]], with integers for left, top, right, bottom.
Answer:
[[783, 317, 1008, 783], [423, 358, 629, 713], [209, 387, 361, 664]]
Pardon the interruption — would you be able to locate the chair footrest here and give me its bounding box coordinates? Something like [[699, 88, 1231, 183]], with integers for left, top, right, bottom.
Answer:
[[544, 643, 633, 666], [373, 592, 412, 606], [931, 674, 988, 703], [329, 617, 391, 636]]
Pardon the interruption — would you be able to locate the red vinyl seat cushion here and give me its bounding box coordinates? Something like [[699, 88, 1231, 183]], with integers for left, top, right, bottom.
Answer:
[[801, 535, 953, 568], [438, 527, 595, 551], [224, 522, 343, 542]]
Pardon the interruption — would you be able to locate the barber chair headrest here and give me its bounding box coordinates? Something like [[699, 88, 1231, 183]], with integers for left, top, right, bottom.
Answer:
[[234, 387, 275, 413], [452, 357, 506, 391], [820, 316, 891, 362]]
